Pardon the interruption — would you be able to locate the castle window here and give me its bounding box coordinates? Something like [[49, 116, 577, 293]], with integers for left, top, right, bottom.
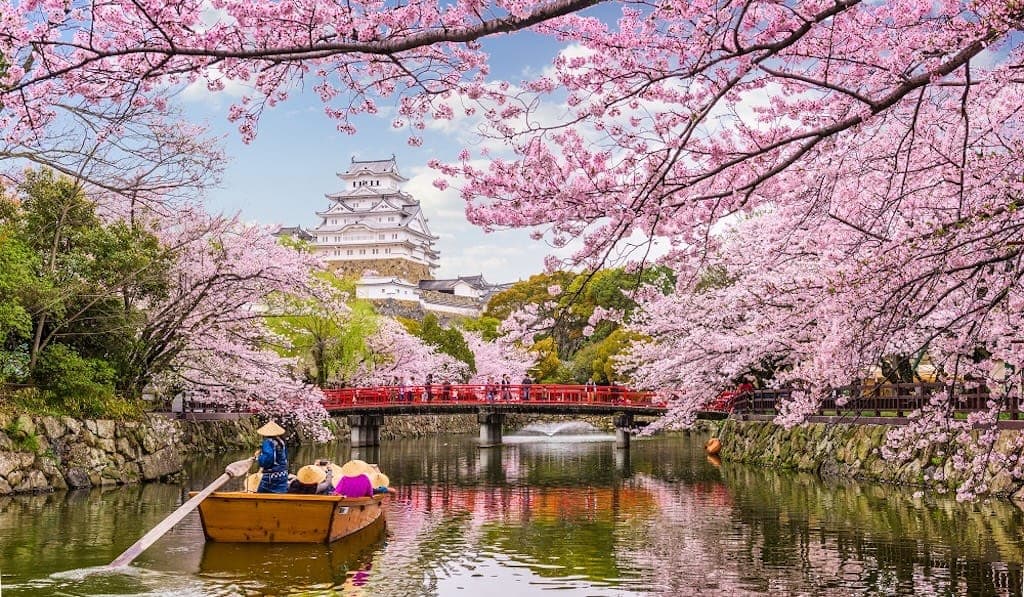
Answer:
[[360, 249, 366, 255], [347, 249, 353, 255], [379, 234, 385, 240]]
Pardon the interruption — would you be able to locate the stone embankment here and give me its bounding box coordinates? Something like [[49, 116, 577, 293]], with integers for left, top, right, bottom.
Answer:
[[0, 414, 183, 494], [713, 419, 1024, 499], [0, 412, 616, 495], [0, 413, 268, 495]]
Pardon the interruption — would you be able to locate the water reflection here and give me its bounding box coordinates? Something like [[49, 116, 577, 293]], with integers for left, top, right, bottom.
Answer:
[[1, 434, 1022, 596], [197, 518, 384, 594]]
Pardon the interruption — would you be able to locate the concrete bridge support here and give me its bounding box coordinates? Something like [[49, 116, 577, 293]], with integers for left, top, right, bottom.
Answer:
[[613, 413, 633, 450], [348, 414, 384, 448], [614, 448, 631, 475], [478, 411, 506, 448]]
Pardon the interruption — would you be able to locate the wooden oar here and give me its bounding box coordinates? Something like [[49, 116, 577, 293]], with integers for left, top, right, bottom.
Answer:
[[108, 456, 255, 568]]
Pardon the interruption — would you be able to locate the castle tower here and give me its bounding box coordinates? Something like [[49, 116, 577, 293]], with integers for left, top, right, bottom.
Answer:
[[312, 156, 439, 282]]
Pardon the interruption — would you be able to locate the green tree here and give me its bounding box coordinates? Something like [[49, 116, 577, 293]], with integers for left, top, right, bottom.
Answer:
[[485, 266, 675, 379], [459, 315, 501, 341], [399, 313, 476, 372], [266, 273, 379, 386], [568, 328, 643, 384], [0, 169, 172, 405], [0, 227, 37, 382], [528, 337, 562, 383]]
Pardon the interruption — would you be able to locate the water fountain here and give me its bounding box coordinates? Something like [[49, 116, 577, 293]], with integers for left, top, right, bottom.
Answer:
[[514, 421, 604, 437]]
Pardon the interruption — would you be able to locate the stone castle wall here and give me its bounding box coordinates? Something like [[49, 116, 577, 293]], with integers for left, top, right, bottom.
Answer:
[[327, 258, 431, 282]]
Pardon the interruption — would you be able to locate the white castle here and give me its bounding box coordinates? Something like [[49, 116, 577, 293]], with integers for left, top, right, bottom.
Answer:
[[276, 156, 506, 316]]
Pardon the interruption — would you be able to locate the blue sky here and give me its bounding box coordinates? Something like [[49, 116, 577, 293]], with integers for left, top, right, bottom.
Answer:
[[179, 26, 579, 284]]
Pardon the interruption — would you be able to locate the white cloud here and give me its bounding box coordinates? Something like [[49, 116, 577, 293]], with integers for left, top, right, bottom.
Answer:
[[181, 67, 253, 106]]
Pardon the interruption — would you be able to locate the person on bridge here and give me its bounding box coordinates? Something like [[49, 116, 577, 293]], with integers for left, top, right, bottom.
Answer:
[[521, 374, 532, 401], [424, 373, 434, 403], [441, 378, 452, 401], [254, 420, 288, 493], [485, 376, 497, 402], [500, 373, 512, 400]]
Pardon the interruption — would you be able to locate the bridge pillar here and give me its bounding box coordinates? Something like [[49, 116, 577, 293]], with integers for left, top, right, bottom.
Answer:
[[614, 448, 631, 475], [348, 414, 384, 448], [613, 413, 633, 450], [478, 411, 506, 448]]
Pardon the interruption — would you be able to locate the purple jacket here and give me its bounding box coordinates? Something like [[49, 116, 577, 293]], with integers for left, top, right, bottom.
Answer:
[[335, 474, 373, 497]]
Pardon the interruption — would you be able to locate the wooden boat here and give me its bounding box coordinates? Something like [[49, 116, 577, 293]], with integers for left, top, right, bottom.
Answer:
[[191, 491, 388, 543]]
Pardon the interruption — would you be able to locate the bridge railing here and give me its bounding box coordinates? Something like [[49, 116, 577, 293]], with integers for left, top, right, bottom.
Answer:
[[321, 384, 661, 410], [729, 382, 1021, 419]]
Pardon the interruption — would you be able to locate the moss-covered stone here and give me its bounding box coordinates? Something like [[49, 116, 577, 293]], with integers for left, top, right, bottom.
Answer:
[[716, 419, 1024, 500]]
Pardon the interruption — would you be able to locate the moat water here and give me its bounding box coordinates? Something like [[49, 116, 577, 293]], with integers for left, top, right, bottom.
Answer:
[[1, 432, 1022, 596]]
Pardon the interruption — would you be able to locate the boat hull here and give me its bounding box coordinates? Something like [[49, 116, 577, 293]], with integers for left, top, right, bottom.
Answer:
[[192, 491, 387, 543]]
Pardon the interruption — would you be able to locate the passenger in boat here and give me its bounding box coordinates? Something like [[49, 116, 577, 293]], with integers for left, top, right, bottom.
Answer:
[[335, 459, 375, 497], [336, 473, 373, 497], [288, 463, 335, 494], [370, 472, 393, 495], [254, 420, 289, 493]]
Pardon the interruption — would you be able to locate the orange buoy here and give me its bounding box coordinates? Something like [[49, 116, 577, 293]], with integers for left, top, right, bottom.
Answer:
[[704, 437, 722, 456]]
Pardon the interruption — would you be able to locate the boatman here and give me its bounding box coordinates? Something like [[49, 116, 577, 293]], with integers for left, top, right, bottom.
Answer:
[[254, 420, 289, 493]]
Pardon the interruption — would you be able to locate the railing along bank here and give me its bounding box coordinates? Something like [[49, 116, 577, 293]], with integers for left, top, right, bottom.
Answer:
[[726, 382, 1022, 419], [321, 384, 660, 410]]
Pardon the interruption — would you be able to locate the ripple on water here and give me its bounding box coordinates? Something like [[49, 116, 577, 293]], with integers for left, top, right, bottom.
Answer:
[[4, 435, 1024, 596]]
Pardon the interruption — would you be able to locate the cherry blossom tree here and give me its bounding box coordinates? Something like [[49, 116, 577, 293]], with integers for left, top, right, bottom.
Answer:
[[142, 207, 332, 439], [464, 330, 534, 384], [351, 318, 469, 386], [7, 0, 1024, 492]]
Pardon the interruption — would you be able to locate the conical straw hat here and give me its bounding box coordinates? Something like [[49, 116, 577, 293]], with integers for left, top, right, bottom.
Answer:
[[370, 472, 390, 488], [297, 465, 327, 485], [256, 420, 285, 436], [339, 459, 373, 477], [244, 472, 263, 492]]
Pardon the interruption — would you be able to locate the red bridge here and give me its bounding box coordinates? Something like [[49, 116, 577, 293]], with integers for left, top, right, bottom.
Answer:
[[321, 384, 667, 450], [322, 383, 666, 416]]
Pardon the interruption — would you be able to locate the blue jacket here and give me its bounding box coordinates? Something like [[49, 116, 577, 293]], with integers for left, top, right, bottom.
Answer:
[[256, 437, 288, 493]]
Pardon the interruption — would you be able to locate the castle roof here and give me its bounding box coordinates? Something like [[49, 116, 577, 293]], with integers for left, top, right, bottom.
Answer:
[[340, 155, 407, 181], [419, 275, 501, 292], [271, 225, 314, 241]]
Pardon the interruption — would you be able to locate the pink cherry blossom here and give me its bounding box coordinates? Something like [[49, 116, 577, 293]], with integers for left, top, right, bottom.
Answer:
[[4, 0, 1024, 495]]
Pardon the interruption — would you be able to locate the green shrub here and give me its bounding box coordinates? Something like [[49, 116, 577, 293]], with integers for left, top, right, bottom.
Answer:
[[32, 343, 117, 417], [1, 386, 56, 415]]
